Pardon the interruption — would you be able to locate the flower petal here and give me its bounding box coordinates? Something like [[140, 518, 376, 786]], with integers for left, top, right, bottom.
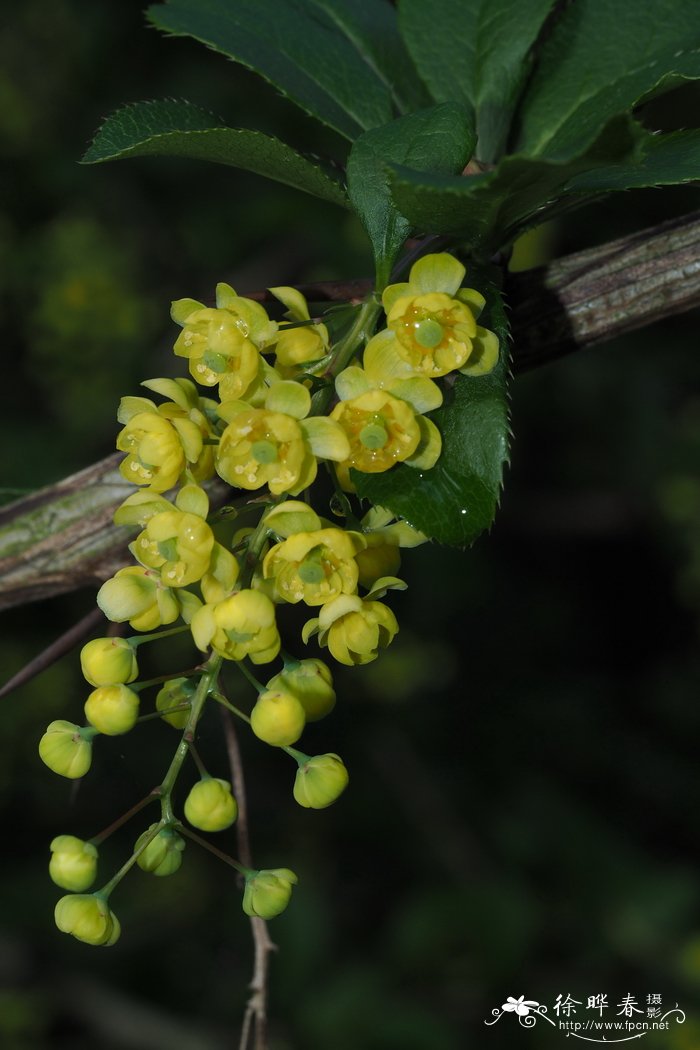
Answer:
[[408, 253, 465, 296]]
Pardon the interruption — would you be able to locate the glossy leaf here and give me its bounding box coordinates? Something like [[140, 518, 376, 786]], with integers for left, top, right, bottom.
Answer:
[[387, 115, 643, 253], [563, 129, 700, 193], [147, 0, 404, 141], [354, 270, 509, 547], [82, 100, 347, 207], [347, 103, 475, 287], [517, 0, 700, 159], [398, 0, 555, 162]]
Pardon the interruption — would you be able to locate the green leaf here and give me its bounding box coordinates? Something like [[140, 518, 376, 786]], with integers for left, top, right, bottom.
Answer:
[[387, 114, 644, 253], [563, 129, 700, 193], [306, 0, 430, 115], [147, 0, 403, 141], [398, 0, 555, 162], [353, 271, 509, 547], [517, 0, 700, 159], [347, 103, 475, 287], [81, 100, 348, 208]]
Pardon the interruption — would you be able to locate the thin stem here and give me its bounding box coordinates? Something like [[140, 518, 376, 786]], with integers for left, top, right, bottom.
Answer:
[[240, 501, 280, 589], [236, 661, 265, 695], [158, 655, 222, 822], [97, 819, 166, 899], [211, 690, 252, 725], [310, 296, 382, 416], [91, 792, 158, 846], [178, 825, 251, 876], [135, 704, 190, 724], [131, 667, 201, 693], [187, 742, 209, 779], [129, 624, 191, 648], [220, 704, 252, 870], [282, 746, 308, 766]]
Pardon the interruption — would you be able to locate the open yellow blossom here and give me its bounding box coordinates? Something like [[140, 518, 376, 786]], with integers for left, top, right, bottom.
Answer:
[[363, 253, 498, 382], [303, 594, 398, 666], [263, 527, 365, 606], [171, 283, 277, 400], [191, 589, 280, 664], [97, 566, 182, 631], [216, 381, 349, 496], [269, 286, 329, 372], [132, 509, 215, 587]]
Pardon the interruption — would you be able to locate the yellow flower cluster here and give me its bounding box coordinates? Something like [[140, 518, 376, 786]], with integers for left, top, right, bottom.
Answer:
[[40, 254, 498, 946]]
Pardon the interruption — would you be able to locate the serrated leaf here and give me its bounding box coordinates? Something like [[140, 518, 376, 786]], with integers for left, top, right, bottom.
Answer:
[[388, 114, 644, 253], [353, 271, 509, 547], [147, 0, 402, 141], [82, 100, 348, 207], [517, 0, 700, 159], [398, 0, 555, 162], [306, 0, 430, 114], [347, 103, 475, 287], [563, 129, 700, 193]]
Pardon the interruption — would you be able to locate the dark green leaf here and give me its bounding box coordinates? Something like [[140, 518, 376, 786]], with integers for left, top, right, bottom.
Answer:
[[398, 0, 555, 162], [347, 103, 475, 287], [354, 272, 510, 547], [517, 0, 700, 159], [563, 130, 700, 193], [81, 100, 348, 208], [147, 0, 401, 141], [388, 115, 644, 253], [306, 0, 430, 114]]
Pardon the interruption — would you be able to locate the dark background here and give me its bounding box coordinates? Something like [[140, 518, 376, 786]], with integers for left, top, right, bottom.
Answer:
[[2, 3, 700, 1047]]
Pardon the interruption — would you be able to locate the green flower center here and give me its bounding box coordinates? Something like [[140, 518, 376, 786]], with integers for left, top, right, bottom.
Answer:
[[202, 350, 229, 373], [252, 439, 278, 464], [414, 317, 444, 349], [359, 421, 388, 449], [298, 548, 326, 585], [157, 538, 179, 562]]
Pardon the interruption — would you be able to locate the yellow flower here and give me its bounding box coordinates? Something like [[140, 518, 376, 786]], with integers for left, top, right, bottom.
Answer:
[[184, 778, 238, 832], [116, 380, 217, 491], [265, 658, 335, 722], [269, 286, 329, 373], [263, 527, 365, 606], [190, 589, 280, 664], [171, 283, 277, 400], [84, 685, 140, 736], [49, 836, 98, 892], [304, 594, 398, 666], [330, 389, 425, 491], [54, 894, 120, 947], [250, 688, 306, 747], [97, 566, 181, 632], [293, 753, 349, 809], [216, 381, 349, 496], [132, 509, 215, 587], [80, 637, 138, 687], [363, 253, 498, 381], [243, 868, 297, 919], [135, 825, 185, 876], [39, 721, 93, 779]]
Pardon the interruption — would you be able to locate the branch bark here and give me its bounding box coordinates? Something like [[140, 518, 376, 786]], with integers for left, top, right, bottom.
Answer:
[[2, 210, 699, 611]]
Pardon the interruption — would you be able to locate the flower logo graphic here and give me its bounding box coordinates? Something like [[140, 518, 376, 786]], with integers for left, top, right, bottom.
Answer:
[[502, 996, 539, 1017]]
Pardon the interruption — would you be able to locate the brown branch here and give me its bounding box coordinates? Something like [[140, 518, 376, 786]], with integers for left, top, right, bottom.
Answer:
[[1, 211, 699, 611], [220, 705, 275, 1050]]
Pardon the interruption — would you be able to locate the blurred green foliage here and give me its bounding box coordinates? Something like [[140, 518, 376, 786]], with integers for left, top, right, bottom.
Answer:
[[2, 2, 700, 1049]]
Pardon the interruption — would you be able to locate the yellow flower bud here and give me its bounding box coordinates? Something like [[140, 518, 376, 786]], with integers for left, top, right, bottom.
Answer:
[[135, 825, 185, 876], [49, 836, 98, 892], [250, 689, 306, 747], [155, 677, 195, 729], [84, 685, 140, 736], [39, 721, 93, 779], [80, 637, 138, 687], [293, 753, 349, 809], [243, 868, 297, 919], [97, 566, 180, 632], [184, 778, 238, 832], [54, 893, 120, 946], [266, 659, 335, 722], [305, 594, 399, 666]]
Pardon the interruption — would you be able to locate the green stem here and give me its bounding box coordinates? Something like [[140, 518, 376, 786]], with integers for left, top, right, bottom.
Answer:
[[158, 655, 222, 822], [188, 742, 209, 779], [283, 746, 309, 766], [131, 667, 201, 693], [310, 297, 382, 416], [135, 703, 190, 724], [240, 498, 282, 588], [97, 819, 166, 899], [236, 661, 265, 695], [211, 690, 251, 725], [178, 825, 252, 877], [129, 624, 191, 649], [91, 792, 158, 846]]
